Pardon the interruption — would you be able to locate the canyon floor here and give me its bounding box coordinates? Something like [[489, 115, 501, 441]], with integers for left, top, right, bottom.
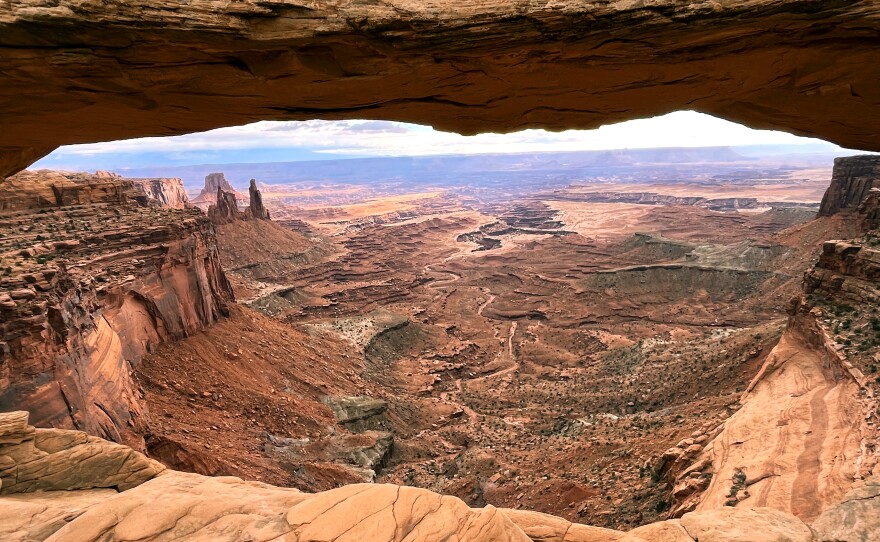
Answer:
[[133, 167, 860, 530]]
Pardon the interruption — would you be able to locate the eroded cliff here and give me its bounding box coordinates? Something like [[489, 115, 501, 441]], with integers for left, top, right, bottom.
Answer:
[[818, 156, 880, 216], [664, 159, 880, 523], [0, 171, 233, 450]]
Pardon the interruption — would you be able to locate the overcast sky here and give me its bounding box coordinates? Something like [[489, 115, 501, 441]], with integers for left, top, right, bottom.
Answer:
[[35, 111, 839, 171]]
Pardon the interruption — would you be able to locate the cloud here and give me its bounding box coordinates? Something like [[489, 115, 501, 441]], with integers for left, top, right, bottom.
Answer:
[[41, 111, 836, 163]]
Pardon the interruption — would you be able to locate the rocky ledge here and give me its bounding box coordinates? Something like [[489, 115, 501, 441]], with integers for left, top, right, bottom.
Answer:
[[2, 410, 875, 542], [0, 171, 234, 451]]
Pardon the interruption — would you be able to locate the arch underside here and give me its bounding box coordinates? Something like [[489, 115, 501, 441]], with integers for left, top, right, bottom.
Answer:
[[1, 0, 879, 177]]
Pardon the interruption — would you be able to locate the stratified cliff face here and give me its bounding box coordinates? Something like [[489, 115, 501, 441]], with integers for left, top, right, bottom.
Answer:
[[207, 187, 241, 225], [2, 1, 880, 177], [0, 171, 233, 451], [129, 177, 190, 209], [818, 156, 880, 216], [667, 182, 880, 522]]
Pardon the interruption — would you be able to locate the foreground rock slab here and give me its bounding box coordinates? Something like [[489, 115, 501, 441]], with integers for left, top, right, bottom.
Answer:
[[1, 411, 876, 541]]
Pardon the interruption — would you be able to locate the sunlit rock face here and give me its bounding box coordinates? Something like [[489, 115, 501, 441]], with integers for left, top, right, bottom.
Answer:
[[1, 0, 880, 176], [0, 171, 233, 451], [1, 410, 854, 542]]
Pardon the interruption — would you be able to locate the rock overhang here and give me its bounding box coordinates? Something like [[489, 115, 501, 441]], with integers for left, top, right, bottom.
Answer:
[[1, 0, 880, 177]]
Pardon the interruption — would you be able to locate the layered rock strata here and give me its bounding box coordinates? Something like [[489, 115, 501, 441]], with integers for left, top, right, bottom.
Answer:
[[818, 156, 880, 216], [128, 177, 190, 209], [3, 1, 880, 177], [2, 410, 864, 542], [207, 187, 241, 225], [0, 171, 233, 450], [665, 168, 880, 522]]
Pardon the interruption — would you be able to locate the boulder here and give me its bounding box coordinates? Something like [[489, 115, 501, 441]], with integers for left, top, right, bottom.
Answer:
[[811, 476, 880, 542], [0, 411, 165, 494]]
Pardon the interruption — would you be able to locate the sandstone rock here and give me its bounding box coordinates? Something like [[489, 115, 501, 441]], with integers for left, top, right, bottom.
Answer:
[[818, 156, 880, 216], [680, 507, 813, 542], [323, 395, 389, 425], [0, 170, 234, 450], [10, 473, 533, 542], [0, 412, 165, 494], [247, 179, 270, 220], [129, 177, 190, 209], [207, 187, 240, 225], [0, 414, 856, 542], [193, 173, 238, 204], [501, 508, 626, 541], [2, 1, 880, 177], [0, 488, 119, 542], [623, 520, 693, 542], [811, 475, 880, 542], [681, 321, 865, 521]]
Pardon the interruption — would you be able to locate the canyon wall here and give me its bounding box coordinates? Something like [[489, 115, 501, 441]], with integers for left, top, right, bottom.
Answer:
[[2, 1, 880, 177], [818, 156, 880, 216], [129, 177, 190, 209], [0, 171, 233, 450], [193, 172, 239, 205], [666, 159, 880, 522]]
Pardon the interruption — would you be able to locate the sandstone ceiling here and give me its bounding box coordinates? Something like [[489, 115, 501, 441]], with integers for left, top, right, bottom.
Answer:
[[1, 0, 880, 177]]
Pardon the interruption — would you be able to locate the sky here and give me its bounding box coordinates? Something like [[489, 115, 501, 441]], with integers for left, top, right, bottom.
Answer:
[[34, 111, 841, 171]]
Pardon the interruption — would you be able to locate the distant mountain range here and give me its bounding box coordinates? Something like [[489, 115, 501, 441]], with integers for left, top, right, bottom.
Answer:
[[95, 145, 849, 191]]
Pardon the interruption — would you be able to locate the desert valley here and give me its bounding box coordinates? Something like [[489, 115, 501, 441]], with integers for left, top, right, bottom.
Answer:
[[2, 143, 879, 540]]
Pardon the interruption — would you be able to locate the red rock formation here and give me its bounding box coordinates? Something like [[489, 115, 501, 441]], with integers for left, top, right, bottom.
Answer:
[[818, 156, 880, 216], [0, 171, 234, 451], [208, 181, 271, 224], [207, 187, 240, 225], [193, 173, 239, 205], [668, 190, 880, 521], [2, 1, 880, 177], [129, 177, 189, 209], [246, 179, 270, 220]]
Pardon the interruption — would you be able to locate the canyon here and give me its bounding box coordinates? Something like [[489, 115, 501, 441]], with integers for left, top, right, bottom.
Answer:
[[1, 150, 878, 540]]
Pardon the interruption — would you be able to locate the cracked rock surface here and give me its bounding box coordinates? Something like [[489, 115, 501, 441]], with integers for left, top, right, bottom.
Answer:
[[1, 411, 875, 541]]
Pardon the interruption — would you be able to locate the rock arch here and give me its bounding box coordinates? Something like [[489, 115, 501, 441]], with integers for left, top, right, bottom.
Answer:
[[2, 0, 880, 177]]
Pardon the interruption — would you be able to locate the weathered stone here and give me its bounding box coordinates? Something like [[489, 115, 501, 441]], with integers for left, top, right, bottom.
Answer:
[[323, 395, 389, 425], [679, 507, 813, 542], [811, 476, 880, 542], [0, 413, 858, 542], [2, 1, 880, 177], [207, 187, 240, 225], [0, 412, 165, 494], [193, 173, 238, 204], [501, 508, 626, 542], [129, 177, 190, 209], [818, 156, 880, 216], [247, 179, 270, 221], [0, 171, 234, 451]]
